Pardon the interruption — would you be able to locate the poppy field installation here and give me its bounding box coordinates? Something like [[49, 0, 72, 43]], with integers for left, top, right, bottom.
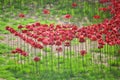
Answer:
[[1, 0, 120, 80]]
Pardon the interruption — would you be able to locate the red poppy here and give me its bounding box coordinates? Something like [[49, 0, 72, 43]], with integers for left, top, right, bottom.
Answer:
[[11, 50, 17, 54], [79, 35, 86, 43], [18, 25, 23, 29], [72, 25, 78, 31], [19, 13, 25, 18], [15, 48, 22, 53], [72, 2, 77, 7], [108, 42, 114, 46], [35, 22, 41, 26], [5, 26, 10, 30], [43, 9, 50, 14], [80, 50, 87, 56], [99, 7, 108, 12], [32, 34, 39, 39], [96, 34, 102, 39], [93, 15, 100, 19], [64, 14, 72, 19], [98, 39, 105, 45], [36, 44, 43, 49], [64, 41, 71, 47], [34, 56, 40, 62], [90, 35, 97, 41], [9, 28, 16, 34], [22, 30, 27, 33], [55, 40, 62, 46], [21, 52, 28, 57], [56, 47, 63, 52], [116, 40, 120, 45], [37, 37, 44, 42], [42, 38, 50, 45], [14, 32, 19, 36], [50, 23, 54, 27], [49, 39, 55, 45], [79, 38, 86, 43]]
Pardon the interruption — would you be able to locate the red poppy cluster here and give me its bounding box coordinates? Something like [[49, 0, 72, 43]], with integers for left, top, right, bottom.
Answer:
[[6, 0, 120, 60], [6, 26, 43, 49], [11, 48, 28, 57]]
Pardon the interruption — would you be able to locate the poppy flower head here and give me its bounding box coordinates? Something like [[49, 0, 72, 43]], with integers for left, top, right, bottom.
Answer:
[[5, 26, 10, 30], [79, 35, 86, 43], [79, 38, 86, 43], [14, 32, 19, 36], [43, 9, 50, 14], [93, 15, 100, 19], [64, 14, 72, 19], [35, 22, 41, 26], [80, 50, 87, 56], [72, 2, 77, 7], [99, 7, 108, 12], [21, 52, 28, 57], [64, 41, 71, 47], [50, 23, 54, 27], [90, 35, 97, 41], [49, 39, 55, 45], [19, 13, 25, 18], [56, 47, 63, 52], [55, 40, 62, 46], [34, 56, 40, 62], [15, 48, 22, 53], [42, 38, 50, 45], [9, 29, 16, 34], [37, 37, 44, 42], [11, 50, 17, 54], [36, 44, 43, 49], [116, 40, 120, 45], [18, 25, 23, 29], [22, 30, 27, 33]]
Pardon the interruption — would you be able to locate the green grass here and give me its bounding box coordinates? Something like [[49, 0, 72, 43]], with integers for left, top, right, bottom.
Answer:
[[43, 47, 52, 52], [0, 36, 5, 40], [0, 43, 12, 54], [0, 53, 120, 80], [71, 38, 79, 45], [91, 45, 120, 56], [91, 44, 120, 69]]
